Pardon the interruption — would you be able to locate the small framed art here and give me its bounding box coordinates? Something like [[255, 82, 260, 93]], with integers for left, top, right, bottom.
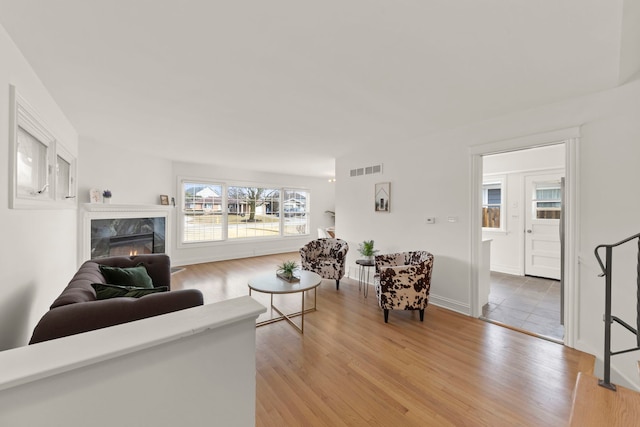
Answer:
[[375, 182, 390, 212], [160, 195, 169, 205]]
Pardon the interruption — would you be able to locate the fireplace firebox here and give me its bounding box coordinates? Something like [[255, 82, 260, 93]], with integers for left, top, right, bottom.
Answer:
[[90, 217, 165, 259]]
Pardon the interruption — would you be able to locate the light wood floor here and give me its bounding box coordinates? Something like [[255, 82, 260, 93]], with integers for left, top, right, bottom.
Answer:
[[171, 253, 594, 426]]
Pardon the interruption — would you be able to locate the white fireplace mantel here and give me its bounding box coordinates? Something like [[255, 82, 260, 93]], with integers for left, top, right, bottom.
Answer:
[[80, 203, 173, 265]]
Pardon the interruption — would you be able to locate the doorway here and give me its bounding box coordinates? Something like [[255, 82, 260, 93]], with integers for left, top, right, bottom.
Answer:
[[480, 145, 565, 341]]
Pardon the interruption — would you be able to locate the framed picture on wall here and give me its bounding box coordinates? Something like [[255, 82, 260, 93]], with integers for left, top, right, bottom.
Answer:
[[375, 182, 390, 212], [160, 195, 169, 205]]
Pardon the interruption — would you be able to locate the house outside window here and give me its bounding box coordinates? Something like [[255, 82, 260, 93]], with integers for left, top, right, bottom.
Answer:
[[482, 176, 505, 230], [183, 182, 224, 242]]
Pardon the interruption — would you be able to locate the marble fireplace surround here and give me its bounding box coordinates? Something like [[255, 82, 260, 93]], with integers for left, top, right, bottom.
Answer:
[[80, 203, 172, 265]]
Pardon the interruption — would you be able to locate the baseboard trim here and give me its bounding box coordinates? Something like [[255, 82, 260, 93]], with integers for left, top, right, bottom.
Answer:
[[429, 295, 471, 316]]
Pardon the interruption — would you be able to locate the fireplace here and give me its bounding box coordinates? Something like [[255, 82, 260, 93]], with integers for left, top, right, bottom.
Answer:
[[91, 217, 165, 259], [108, 232, 155, 257], [82, 204, 170, 262]]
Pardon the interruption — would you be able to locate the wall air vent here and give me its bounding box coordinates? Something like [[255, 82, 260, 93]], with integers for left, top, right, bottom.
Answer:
[[349, 164, 383, 178]]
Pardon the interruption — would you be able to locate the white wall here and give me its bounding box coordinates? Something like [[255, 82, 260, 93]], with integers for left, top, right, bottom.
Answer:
[[77, 144, 335, 267], [0, 25, 78, 349], [78, 137, 173, 205], [336, 145, 472, 314], [171, 161, 335, 266], [482, 145, 565, 274], [336, 77, 640, 387]]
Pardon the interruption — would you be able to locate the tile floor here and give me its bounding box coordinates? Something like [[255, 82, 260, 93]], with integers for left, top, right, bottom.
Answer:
[[482, 271, 564, 341]]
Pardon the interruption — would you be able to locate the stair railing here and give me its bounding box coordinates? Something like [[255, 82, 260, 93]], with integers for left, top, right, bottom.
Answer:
[[594, 232, 640, 391]]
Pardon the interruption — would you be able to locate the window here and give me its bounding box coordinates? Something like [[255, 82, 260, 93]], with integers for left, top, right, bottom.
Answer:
[[182, 181, 224, 242], [228, 186, 280, 239], [534, 184, 561, 219], [55, 144, 76, 203], [482, 177, 505, 230], [180, 180, 310, 244], [282, 189, 309, 236], [9, 85, 76, 209], [16, 126, 49, 199]]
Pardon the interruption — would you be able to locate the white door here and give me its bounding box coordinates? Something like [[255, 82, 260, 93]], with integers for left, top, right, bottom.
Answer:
[[524, 173, 563, 280]]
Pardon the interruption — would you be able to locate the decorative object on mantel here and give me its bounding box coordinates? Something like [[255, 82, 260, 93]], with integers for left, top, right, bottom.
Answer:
[[102, 189, 112, 204], [89, 188, 101, 203], [358, 240, 379, 262], [160, 195, 169, 205], [375, 182, 390, 212], [276, 260, 300, 282]]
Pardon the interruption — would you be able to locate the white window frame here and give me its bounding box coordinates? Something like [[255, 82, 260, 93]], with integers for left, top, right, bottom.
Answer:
[[178, 177, 310, 247], [9, 85, 77, 209], [482, 175, 506, 232], [282, 188, 310, 237], [55, 143, 77, 204], [179, 179, 226, 246]]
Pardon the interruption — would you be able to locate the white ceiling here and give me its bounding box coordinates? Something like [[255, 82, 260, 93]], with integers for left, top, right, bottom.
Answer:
[[0, 1, 626, 177]]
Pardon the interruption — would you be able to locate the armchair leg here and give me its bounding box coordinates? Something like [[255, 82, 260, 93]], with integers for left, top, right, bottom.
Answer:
[[336, 279, 340, 290], [419, 309, 425, 322], [384, 309, 389, 323]]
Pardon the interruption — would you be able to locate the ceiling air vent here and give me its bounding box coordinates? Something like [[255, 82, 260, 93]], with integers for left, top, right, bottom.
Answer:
[[350, 164, 383, 178]]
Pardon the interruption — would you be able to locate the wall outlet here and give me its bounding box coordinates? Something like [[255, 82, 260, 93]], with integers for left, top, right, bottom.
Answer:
[[425, 217, 436, 224]]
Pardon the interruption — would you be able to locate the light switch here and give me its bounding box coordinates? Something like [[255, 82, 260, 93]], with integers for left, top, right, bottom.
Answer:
[[425, 217, 436, 224]]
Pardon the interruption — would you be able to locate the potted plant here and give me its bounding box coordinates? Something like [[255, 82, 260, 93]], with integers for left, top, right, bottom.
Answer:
[[102, 189, 112, 204], [358, 240, 379, 261], [276, 260, 300, 282]]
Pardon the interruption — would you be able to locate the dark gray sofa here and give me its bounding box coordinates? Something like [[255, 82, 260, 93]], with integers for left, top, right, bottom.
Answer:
[[29, 254, 203, 344]]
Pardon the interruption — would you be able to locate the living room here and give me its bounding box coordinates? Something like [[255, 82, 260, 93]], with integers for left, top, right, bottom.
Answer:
[[1, 1, 640, 425]]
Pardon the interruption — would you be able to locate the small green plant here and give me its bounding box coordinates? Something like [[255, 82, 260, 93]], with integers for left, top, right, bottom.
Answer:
[[358, 240, 378, 257], [277, 260, 299, 278]]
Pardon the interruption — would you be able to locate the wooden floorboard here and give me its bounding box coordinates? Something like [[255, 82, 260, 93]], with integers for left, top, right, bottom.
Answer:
[[171, 252, 595, 426], [569, 372, 640, 426]]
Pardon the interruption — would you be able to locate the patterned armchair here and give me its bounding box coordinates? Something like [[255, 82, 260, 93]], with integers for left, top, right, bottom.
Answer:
[[300, 238, 349, 290], [374, 251, 434, 323]]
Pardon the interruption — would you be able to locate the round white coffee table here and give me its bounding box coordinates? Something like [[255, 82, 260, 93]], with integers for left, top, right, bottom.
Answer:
[[248, 270, 322, 333]]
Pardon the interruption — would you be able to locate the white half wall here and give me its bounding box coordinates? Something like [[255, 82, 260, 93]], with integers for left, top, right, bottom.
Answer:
[[0, 24, 78, 349], [0, 297, 265, 427]]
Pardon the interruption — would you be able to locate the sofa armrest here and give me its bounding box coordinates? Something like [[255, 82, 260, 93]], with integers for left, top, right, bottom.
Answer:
[[29, 289, 204, 344]]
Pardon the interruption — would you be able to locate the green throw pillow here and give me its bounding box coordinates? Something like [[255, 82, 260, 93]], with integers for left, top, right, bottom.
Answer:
[[91, 283, 168, 300], [98, 264, 154, 288]]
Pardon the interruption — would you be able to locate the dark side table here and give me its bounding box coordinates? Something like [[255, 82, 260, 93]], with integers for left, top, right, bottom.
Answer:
[[356, 259, 375, 298]]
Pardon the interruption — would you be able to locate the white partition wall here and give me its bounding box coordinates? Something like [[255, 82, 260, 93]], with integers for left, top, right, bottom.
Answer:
[[0, 297, 265, 427]]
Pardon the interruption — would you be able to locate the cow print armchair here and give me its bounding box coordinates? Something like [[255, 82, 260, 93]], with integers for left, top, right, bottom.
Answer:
[[374, 251, 434, 323], [300, 238, 349, 290]]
